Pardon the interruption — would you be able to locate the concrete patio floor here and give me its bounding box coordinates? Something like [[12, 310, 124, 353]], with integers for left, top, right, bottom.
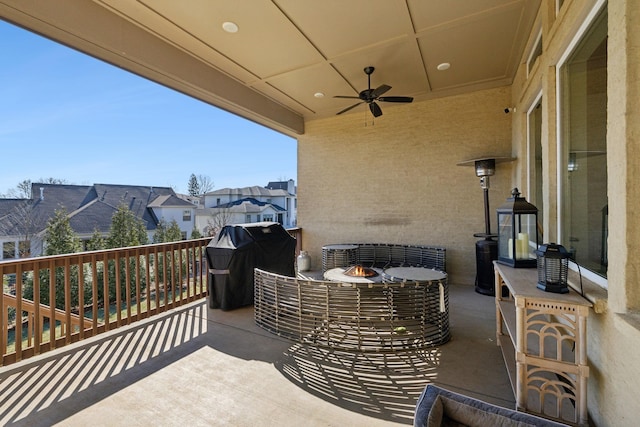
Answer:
[[0, 283, 514, 426]]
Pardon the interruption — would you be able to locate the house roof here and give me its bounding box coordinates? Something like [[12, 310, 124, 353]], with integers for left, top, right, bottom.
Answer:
[[265, 181, 289, 191], [147, 194, 196, 208], [0, 1, 540, 136], [206, 186, 290, 198], [216, 197, 286, 213], [0, 183, 196, 238]]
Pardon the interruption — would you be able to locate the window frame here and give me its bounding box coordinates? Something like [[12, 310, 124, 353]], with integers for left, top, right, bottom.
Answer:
[[555, 0, 608, 289]]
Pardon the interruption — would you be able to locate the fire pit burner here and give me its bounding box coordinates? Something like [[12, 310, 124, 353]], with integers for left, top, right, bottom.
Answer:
[[343, 265, 379, 278]]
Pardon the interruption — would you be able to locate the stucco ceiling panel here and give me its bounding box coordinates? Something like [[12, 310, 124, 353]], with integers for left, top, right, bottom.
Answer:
[[137, 0, 324, 79], [407, 0, 525, 31], [418, 4, 526, 90], [274, 0, 414, 59], [265, 63, 358, 116]]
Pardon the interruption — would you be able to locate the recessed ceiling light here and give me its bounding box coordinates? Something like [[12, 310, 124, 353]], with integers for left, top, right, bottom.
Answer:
[[314, 92, 325, 98], [437, 62, 451, 71], [222, 21, 239, 33]]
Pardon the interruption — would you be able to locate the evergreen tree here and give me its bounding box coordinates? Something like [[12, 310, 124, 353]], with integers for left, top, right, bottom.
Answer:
[[24, 208, 84, 309], [107, 203, 148, 248], [190, 227, 202, 239], [86, 229, 106, 251], [188, 173, 200, 197], [44, 208, 82, 255], [153, 218, 168, 243], [154, 218, 183, 243], [166, 219, 183, 242], [104, 203, 148, 304]]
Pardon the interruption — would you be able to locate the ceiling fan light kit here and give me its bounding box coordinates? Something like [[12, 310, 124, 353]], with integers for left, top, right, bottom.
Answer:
[[334, 66, 413, 117]]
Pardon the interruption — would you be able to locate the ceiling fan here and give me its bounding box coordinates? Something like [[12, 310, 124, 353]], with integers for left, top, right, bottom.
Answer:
[[334, 66, 413, 117]]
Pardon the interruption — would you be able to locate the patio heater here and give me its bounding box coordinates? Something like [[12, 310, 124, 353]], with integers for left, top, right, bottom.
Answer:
[[458, 157, 515, 296]]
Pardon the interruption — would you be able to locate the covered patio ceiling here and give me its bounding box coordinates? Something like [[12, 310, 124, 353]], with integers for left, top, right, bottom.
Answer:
[[0, 0, 540, 136]]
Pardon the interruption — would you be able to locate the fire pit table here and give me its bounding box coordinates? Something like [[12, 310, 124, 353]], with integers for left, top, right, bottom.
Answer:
[[254, 265, 450, 352], [323, 265, 383, 283]]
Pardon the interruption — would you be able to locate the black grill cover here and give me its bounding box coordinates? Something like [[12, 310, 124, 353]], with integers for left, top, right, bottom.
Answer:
[[206, 222, 296, 310]]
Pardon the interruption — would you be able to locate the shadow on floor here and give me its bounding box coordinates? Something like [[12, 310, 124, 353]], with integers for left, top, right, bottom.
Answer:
[[0, 285, 513, 426]]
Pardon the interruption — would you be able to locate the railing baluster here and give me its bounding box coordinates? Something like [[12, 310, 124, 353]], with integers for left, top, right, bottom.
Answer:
[[0, 266, 5, 361], [64, 258, 71, 345], [135, 248, 141, 320], [115, 251, 122, 327], [48, 259, 56, 350], [78, 259, 85, 340], [91, 253, 99, 334], [34, 261, 41, 354], [15, 264, 23, 361]]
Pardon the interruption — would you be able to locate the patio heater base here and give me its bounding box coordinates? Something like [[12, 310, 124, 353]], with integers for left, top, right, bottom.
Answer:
[[475, 237, 497, 295]]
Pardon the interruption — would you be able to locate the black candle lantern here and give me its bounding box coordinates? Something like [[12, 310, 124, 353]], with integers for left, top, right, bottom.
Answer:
[[496, 188, 539, 268], [536, 243, 570, 293]]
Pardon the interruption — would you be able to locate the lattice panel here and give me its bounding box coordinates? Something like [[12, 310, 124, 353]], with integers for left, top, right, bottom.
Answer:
[[524, 361, 580, 425], [525, 306, 579, 364]]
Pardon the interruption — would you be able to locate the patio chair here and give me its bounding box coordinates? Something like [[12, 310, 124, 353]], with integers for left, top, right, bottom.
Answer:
[[414, 384, 568, 427]]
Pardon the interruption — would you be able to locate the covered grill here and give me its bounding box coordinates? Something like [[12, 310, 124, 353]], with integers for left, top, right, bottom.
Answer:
[[206, 222, 296, 310]]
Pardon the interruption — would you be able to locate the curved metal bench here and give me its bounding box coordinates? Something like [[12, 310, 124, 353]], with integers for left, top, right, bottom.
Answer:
[[322, 243, 446, 272], [254, 267, 450, 353]]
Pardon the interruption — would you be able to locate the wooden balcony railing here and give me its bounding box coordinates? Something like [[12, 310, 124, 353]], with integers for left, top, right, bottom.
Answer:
[[0, 237, 211, 366]]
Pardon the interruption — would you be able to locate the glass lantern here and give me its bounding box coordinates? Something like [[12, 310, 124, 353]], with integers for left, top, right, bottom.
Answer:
[[496, 188, 539, 268], [536, 243, 570, 293]]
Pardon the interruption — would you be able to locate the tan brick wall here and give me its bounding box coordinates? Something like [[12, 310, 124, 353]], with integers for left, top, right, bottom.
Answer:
[[298, 86, 513, 285], [507, 1, 640, 425]]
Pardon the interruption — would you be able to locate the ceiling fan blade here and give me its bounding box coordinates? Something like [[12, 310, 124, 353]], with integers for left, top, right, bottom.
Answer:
[[378, 96, 414, 103], [336, 102, 364, 115], [369, 102, 383, 117], [334, 95, 361, 99], [371, 84, 391, 98]]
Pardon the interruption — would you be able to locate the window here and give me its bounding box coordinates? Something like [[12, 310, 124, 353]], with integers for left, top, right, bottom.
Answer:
[[527, 32, 543, 76], [560, 6, 607, 279], [183, 210, 191, 221], [3, 242, 16, 259], [528, 96, 543, 234], [245, 215, 251, 223], [256, 215, 261, 222], [181, 231, 187, 240], [263, 214, 273, 222]]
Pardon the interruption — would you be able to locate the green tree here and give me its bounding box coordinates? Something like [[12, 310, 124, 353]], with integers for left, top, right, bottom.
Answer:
[[44, 208, 81, 255], [153, 219, 185, 291], [24, 209, 85, 309], [86, 229, 106, 251], [153, 218, 183, 243], [153, 218, 168, 244], [166, 219, 183, 242], [103, 203, 148, 304], [190, 227, 202, 239], [188, 174, 200, 197], [187, 173, 213, 197], [107, 203, 148, 248]]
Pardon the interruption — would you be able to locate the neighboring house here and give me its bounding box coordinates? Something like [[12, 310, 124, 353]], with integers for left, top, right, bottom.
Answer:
[[0, 183, 197, 259], [197, 179, 296, 235]]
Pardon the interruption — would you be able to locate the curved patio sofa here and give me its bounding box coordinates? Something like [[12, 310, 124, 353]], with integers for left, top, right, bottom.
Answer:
[[322, 243, 446, 272], [254, 243, 447, 353]]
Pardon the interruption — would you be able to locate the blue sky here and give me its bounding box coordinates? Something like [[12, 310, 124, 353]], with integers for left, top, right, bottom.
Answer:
[[0, 21, 297, 196]]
